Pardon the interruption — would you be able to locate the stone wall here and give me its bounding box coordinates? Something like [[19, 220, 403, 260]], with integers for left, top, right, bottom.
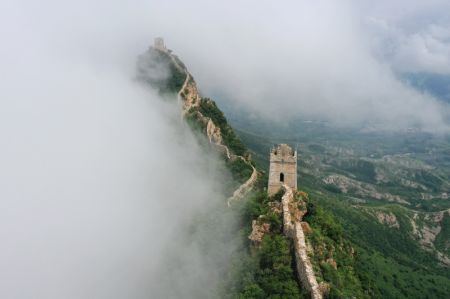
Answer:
[[281, 185, 322, 299], [165, 46, 257, 202], [292, 222, 323, 299]]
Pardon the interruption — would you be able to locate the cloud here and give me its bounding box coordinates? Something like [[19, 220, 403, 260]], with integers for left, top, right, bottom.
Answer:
[[143, 0, 450, 132], [1, 0, 449, 297], [0, 1, 237, 298], [389, 26, 450, 75], [366, 17, 450, 75]]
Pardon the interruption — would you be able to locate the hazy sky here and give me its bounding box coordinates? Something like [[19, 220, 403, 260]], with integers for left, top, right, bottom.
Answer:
[[0, 1, 449, 298]]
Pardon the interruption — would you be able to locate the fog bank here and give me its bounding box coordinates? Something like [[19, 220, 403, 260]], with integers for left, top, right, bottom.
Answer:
[[145, 0, 450, 132], [0, 1, 236, 298]]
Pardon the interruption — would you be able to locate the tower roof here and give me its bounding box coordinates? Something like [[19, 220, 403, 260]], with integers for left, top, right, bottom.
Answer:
[[272, 144, 295, 157]]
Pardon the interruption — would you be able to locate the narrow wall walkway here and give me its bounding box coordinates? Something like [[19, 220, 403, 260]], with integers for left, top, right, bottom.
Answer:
[[282, 184, 322, 299]]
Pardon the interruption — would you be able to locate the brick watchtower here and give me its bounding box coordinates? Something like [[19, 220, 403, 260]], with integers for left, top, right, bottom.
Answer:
[[268, 144, 297, 195], [154, 37, 166, 51]]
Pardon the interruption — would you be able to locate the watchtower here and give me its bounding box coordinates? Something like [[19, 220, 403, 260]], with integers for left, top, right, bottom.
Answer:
[[154, 37, 166, 51], [268, 144, 297, 195]]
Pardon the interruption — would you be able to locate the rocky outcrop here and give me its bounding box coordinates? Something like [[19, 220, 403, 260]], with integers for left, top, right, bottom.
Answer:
[[249, 219, 271, 247], [411, 210, 450, 258], [362, 206, 450, 266], [375, 211, 400, 228], [414, 210, 450, 266], [323, 174, 408, 204], [179, 74, 201, 114], [301, 221, 313, 234], [281, 185, 322, 299]]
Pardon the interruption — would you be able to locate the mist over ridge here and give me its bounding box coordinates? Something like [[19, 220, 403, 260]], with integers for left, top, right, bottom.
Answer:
[[1, 0, 450, 298], [145, 0, 450, 132], [0, 1, 238, 298]]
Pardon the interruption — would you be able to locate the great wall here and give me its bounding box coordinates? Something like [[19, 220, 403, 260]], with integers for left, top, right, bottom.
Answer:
[[155, 39, 323, 299], [159, 43, 258, 204], [282, 185, 323, 299], [258, 143, 323, 299]]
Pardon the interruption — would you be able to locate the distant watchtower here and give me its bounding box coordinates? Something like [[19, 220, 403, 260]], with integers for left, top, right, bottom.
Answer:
[[154, 37, 166, 51], [268, 144, 297, 195]]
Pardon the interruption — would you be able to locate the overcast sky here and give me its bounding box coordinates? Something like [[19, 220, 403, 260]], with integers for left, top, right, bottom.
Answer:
[[0, 1, 450, 298]]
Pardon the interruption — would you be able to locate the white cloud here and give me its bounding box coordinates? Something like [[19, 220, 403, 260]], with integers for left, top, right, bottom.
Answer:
[[144, 0, 449, 131], [367, 18, 450, 75], [0, 1, 235, 298], [358, 0, 450, 74]]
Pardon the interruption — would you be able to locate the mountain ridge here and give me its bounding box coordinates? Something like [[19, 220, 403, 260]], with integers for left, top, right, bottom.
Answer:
[[138, 40, 450, 298]]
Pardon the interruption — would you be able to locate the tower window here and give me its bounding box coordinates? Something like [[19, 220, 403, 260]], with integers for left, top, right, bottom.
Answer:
[[280, 172, 284, 182]]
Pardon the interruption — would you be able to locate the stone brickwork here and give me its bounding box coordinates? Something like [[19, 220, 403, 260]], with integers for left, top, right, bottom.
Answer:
[[292, 221, 323, 299], [268, 144, 297, 195]]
